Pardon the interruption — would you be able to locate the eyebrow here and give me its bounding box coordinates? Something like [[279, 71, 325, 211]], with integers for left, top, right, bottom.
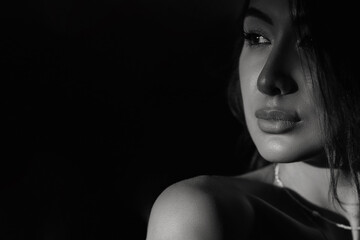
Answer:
[[245, 7, 273, 25]]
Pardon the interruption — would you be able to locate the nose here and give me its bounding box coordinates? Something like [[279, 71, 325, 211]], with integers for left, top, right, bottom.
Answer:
[[257, 45, 298, 96]]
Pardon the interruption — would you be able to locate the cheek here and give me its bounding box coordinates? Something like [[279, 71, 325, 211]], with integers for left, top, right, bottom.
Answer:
[[239, 48, 268, 91], [239, 52, 263, 101], [239, 51, 265, 123]]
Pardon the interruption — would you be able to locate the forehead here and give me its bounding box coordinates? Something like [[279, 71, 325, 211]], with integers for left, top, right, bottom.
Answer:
[[247, 0, 291, 23]]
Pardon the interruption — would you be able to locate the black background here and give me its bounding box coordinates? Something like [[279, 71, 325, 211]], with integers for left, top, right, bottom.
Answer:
[[2, 0, 251, 239]]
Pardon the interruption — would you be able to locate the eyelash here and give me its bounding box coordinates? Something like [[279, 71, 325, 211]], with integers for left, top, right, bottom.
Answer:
[[242, 29, 314, 55], [243, 30, 271, 47]]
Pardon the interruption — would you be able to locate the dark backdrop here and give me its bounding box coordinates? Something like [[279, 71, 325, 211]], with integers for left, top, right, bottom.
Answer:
[[2, 0, 252, 239]]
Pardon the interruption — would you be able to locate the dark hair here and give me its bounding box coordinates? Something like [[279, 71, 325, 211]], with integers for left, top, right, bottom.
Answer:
[[297, 0, 360, 206], [228, 0, 360, 205]]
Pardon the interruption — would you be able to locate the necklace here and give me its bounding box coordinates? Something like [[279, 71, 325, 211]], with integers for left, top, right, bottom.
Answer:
[[274, 163, 360, 231]]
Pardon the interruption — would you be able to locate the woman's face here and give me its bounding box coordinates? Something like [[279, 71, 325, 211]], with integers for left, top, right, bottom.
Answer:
[[239, 0, 324, 163]]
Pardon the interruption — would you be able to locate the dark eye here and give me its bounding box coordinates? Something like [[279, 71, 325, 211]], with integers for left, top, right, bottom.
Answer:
[[243, 32, 271, 46]]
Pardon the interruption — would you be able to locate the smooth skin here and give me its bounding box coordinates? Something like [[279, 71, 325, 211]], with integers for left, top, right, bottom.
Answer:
[[146, 0, 360, 239], [239, 0, 324, 163]]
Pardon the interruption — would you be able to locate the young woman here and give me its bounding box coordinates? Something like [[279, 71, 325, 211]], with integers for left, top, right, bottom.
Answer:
[[145, 0, 360, 239]]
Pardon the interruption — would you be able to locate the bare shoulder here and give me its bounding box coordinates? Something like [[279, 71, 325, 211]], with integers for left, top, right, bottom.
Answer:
[[146, 175, 254, 240]]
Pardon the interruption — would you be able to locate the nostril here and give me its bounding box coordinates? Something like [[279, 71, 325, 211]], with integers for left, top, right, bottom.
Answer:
[[282, 81, 298, 95], [270, 87, 282, 96], [257, 76, 282, 96], [257, 73, 298, 96]]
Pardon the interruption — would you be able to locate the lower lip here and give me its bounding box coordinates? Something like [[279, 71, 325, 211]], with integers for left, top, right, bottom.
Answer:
[[257, 119, 299, 134]]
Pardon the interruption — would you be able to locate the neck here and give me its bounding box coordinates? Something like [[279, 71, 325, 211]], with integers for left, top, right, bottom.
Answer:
[[278, 161, 359, 226]]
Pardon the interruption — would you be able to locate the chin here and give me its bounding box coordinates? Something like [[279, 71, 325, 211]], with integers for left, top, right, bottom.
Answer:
[[254, 135, 321, 163], [257, 147, 299, 163]]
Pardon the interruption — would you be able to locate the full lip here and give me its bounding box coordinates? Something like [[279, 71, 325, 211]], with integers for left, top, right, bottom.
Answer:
[[255, 108, 301, 134], [255, 108, 301, 122]]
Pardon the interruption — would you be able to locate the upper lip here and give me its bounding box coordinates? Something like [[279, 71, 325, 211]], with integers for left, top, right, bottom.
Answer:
[[255, 108, 300, 122]]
